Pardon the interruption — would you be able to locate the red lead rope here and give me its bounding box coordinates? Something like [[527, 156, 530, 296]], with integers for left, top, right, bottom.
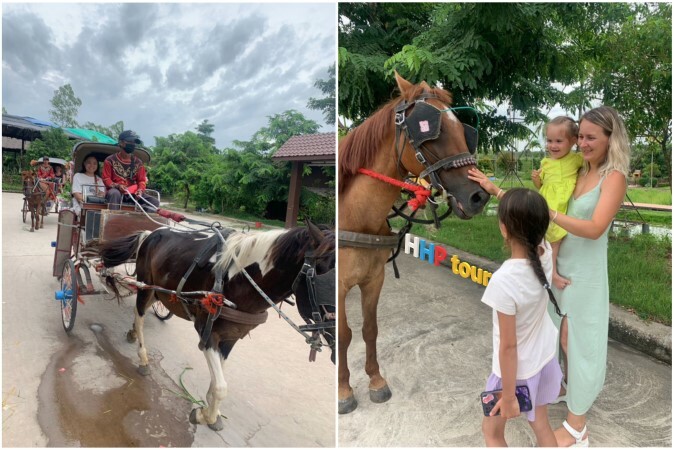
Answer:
[[357, 168, 431, 211]]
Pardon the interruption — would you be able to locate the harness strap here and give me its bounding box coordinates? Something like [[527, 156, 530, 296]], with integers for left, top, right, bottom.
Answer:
[[419, 153, 477, 179], [175, 235, 220, 322], [219, 307, 268, 326], [338, 230, 399, 248], [300, 261, 323, 323]]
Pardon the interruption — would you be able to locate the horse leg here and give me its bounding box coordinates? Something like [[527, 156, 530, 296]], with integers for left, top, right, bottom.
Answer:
[[360, 272, 392, 404], [189, 343, 234, 431], [29, 206, 35, 232], [338, 286, 358, 414], [134, 290, 153, 376], [37, 203, 43, 229]]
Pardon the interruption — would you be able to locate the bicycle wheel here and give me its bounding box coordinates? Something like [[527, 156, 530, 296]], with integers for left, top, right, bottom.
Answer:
[[60, 260, 78, 333]]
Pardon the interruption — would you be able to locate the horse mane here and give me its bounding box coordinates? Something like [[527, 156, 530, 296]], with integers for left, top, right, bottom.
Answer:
[[270, 225, 335, 267], [338, 84, 453, 193], [213, 229, 288, 279]]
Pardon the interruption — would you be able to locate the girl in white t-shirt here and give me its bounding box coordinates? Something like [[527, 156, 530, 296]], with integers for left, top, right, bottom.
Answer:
[[71, 155, 106, 216], [481, 188, 563, 447]]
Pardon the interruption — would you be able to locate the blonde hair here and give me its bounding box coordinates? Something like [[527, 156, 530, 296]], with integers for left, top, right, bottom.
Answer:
[[579, 106, 631, 178], [545, 116, 579, 141]]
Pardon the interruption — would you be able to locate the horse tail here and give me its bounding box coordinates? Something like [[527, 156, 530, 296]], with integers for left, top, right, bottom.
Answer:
[[99, 230, 152, 268]]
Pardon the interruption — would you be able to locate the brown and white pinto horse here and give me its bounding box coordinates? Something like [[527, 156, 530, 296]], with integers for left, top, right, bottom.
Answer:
[[338, 73, 489, 414], [21, 171, 46, 232], [100, 221, 335, 430]]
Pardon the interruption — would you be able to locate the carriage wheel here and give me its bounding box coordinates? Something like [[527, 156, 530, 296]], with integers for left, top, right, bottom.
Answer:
[[22, 199, 28, 223], [60, 260, 78, 333], [152, 301, 173, 321]]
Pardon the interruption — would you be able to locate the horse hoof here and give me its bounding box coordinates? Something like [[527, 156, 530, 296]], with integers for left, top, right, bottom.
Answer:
[[189, 408, 199, 425], [208, 416, 224, 431], [137, 365, 150, 376], [338, 395, 358, 414], [369, 385, 392, 403], [126, 330, 137, 343]]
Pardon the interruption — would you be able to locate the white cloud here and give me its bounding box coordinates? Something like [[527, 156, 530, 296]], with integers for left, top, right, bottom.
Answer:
[[2, 3, 336, 148]]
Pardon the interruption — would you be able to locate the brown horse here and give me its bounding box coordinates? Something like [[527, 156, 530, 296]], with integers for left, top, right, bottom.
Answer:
[[337, 73, 489, 414], [99, 221, 335, 430], [21, 171, 46, 232]]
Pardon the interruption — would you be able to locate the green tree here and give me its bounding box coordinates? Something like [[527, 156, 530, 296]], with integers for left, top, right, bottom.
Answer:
[[338, 3, 645, 155], [256, 110, 320, 154], [590, 3, 672, 188], [25, 128, 72, 163], [338, 3, 434, 126], [196, 119, 216, 146], [151, 131, 213, 208], [307, 64, 336, 125], [49, 84, 82, 127]]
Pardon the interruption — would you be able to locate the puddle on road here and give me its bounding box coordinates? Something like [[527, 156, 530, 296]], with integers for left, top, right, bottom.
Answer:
[[37, 323, 195, 447]]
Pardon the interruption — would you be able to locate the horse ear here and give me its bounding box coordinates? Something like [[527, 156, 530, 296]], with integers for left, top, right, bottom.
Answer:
[[420, 81, 430, 90], [395, 71, 413, 96], [305, 219, 324, 247]]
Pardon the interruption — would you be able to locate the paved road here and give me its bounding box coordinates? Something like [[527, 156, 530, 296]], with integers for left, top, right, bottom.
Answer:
[[2, 193, 335, 447], [339, 250, 671, 447]]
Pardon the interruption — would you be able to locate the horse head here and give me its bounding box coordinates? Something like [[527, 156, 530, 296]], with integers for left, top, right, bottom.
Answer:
[[21, 170, 36, 196], [292, 220, 336, 364], [392, 72, 489, 218]]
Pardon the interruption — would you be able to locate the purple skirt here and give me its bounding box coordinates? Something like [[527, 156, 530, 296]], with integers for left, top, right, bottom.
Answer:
[[484, 357, 563, 422]]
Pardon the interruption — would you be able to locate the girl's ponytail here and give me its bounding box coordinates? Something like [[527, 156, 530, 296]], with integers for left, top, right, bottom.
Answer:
[[526, 243, 561, 316]]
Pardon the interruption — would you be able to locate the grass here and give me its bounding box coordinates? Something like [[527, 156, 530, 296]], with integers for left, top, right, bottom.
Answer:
[[391, 201, 672, 325], [608, 233, 672, 325], [626, 186, 672, 205]]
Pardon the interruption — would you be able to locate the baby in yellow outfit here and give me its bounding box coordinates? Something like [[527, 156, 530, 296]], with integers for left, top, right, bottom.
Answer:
[[532, 116, 583, 289]]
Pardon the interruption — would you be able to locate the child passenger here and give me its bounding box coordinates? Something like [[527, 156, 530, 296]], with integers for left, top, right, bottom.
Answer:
[[531, 116, 583, 289], [480, 188, 563, 447]]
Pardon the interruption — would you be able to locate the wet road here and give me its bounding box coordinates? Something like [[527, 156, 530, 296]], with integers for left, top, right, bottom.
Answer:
[[2, 193, 335, 447], [339, 246, 671, 447]]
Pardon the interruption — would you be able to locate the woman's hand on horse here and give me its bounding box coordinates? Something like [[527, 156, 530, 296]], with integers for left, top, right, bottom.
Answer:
[[467, 168, 498, 196]]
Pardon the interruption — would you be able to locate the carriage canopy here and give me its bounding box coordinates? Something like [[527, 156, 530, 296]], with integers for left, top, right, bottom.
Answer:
[[71, 142, 151, 173]]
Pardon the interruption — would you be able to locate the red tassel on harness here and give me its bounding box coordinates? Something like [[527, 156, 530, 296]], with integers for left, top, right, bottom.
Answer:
[[201, 293, 225, 314], [357, 168, 431, 211]]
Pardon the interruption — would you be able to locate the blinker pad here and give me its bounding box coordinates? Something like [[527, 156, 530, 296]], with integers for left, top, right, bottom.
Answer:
[[314, 268, 335, 308], [405, 102, 442, 147], [463, 123, 478, 154]]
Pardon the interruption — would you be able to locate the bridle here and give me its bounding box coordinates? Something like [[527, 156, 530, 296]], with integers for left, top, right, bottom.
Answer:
[[291, 251, 336, 359], [23, 175, 43, 198], [393, 93, 479, 191]]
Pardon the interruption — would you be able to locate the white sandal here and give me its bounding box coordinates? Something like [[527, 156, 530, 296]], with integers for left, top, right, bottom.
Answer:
[[562, 420, 589, 447]]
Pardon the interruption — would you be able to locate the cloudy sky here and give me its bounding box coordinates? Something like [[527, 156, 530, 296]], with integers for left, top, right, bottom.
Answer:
[[3, 3, 336, 149]]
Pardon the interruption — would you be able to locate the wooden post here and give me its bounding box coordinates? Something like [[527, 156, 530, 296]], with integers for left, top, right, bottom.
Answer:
[[285, 161, 303, 228]]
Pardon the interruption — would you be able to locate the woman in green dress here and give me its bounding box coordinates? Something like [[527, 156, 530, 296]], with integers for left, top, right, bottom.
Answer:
[[545, 106, 630, 447], [468, 106, 630, 447]]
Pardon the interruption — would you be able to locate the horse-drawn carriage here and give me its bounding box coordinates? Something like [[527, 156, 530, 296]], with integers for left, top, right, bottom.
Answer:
[[52, 142, 168, 331], [21, 157, 69, 228], [52, 141, 336, 430]]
